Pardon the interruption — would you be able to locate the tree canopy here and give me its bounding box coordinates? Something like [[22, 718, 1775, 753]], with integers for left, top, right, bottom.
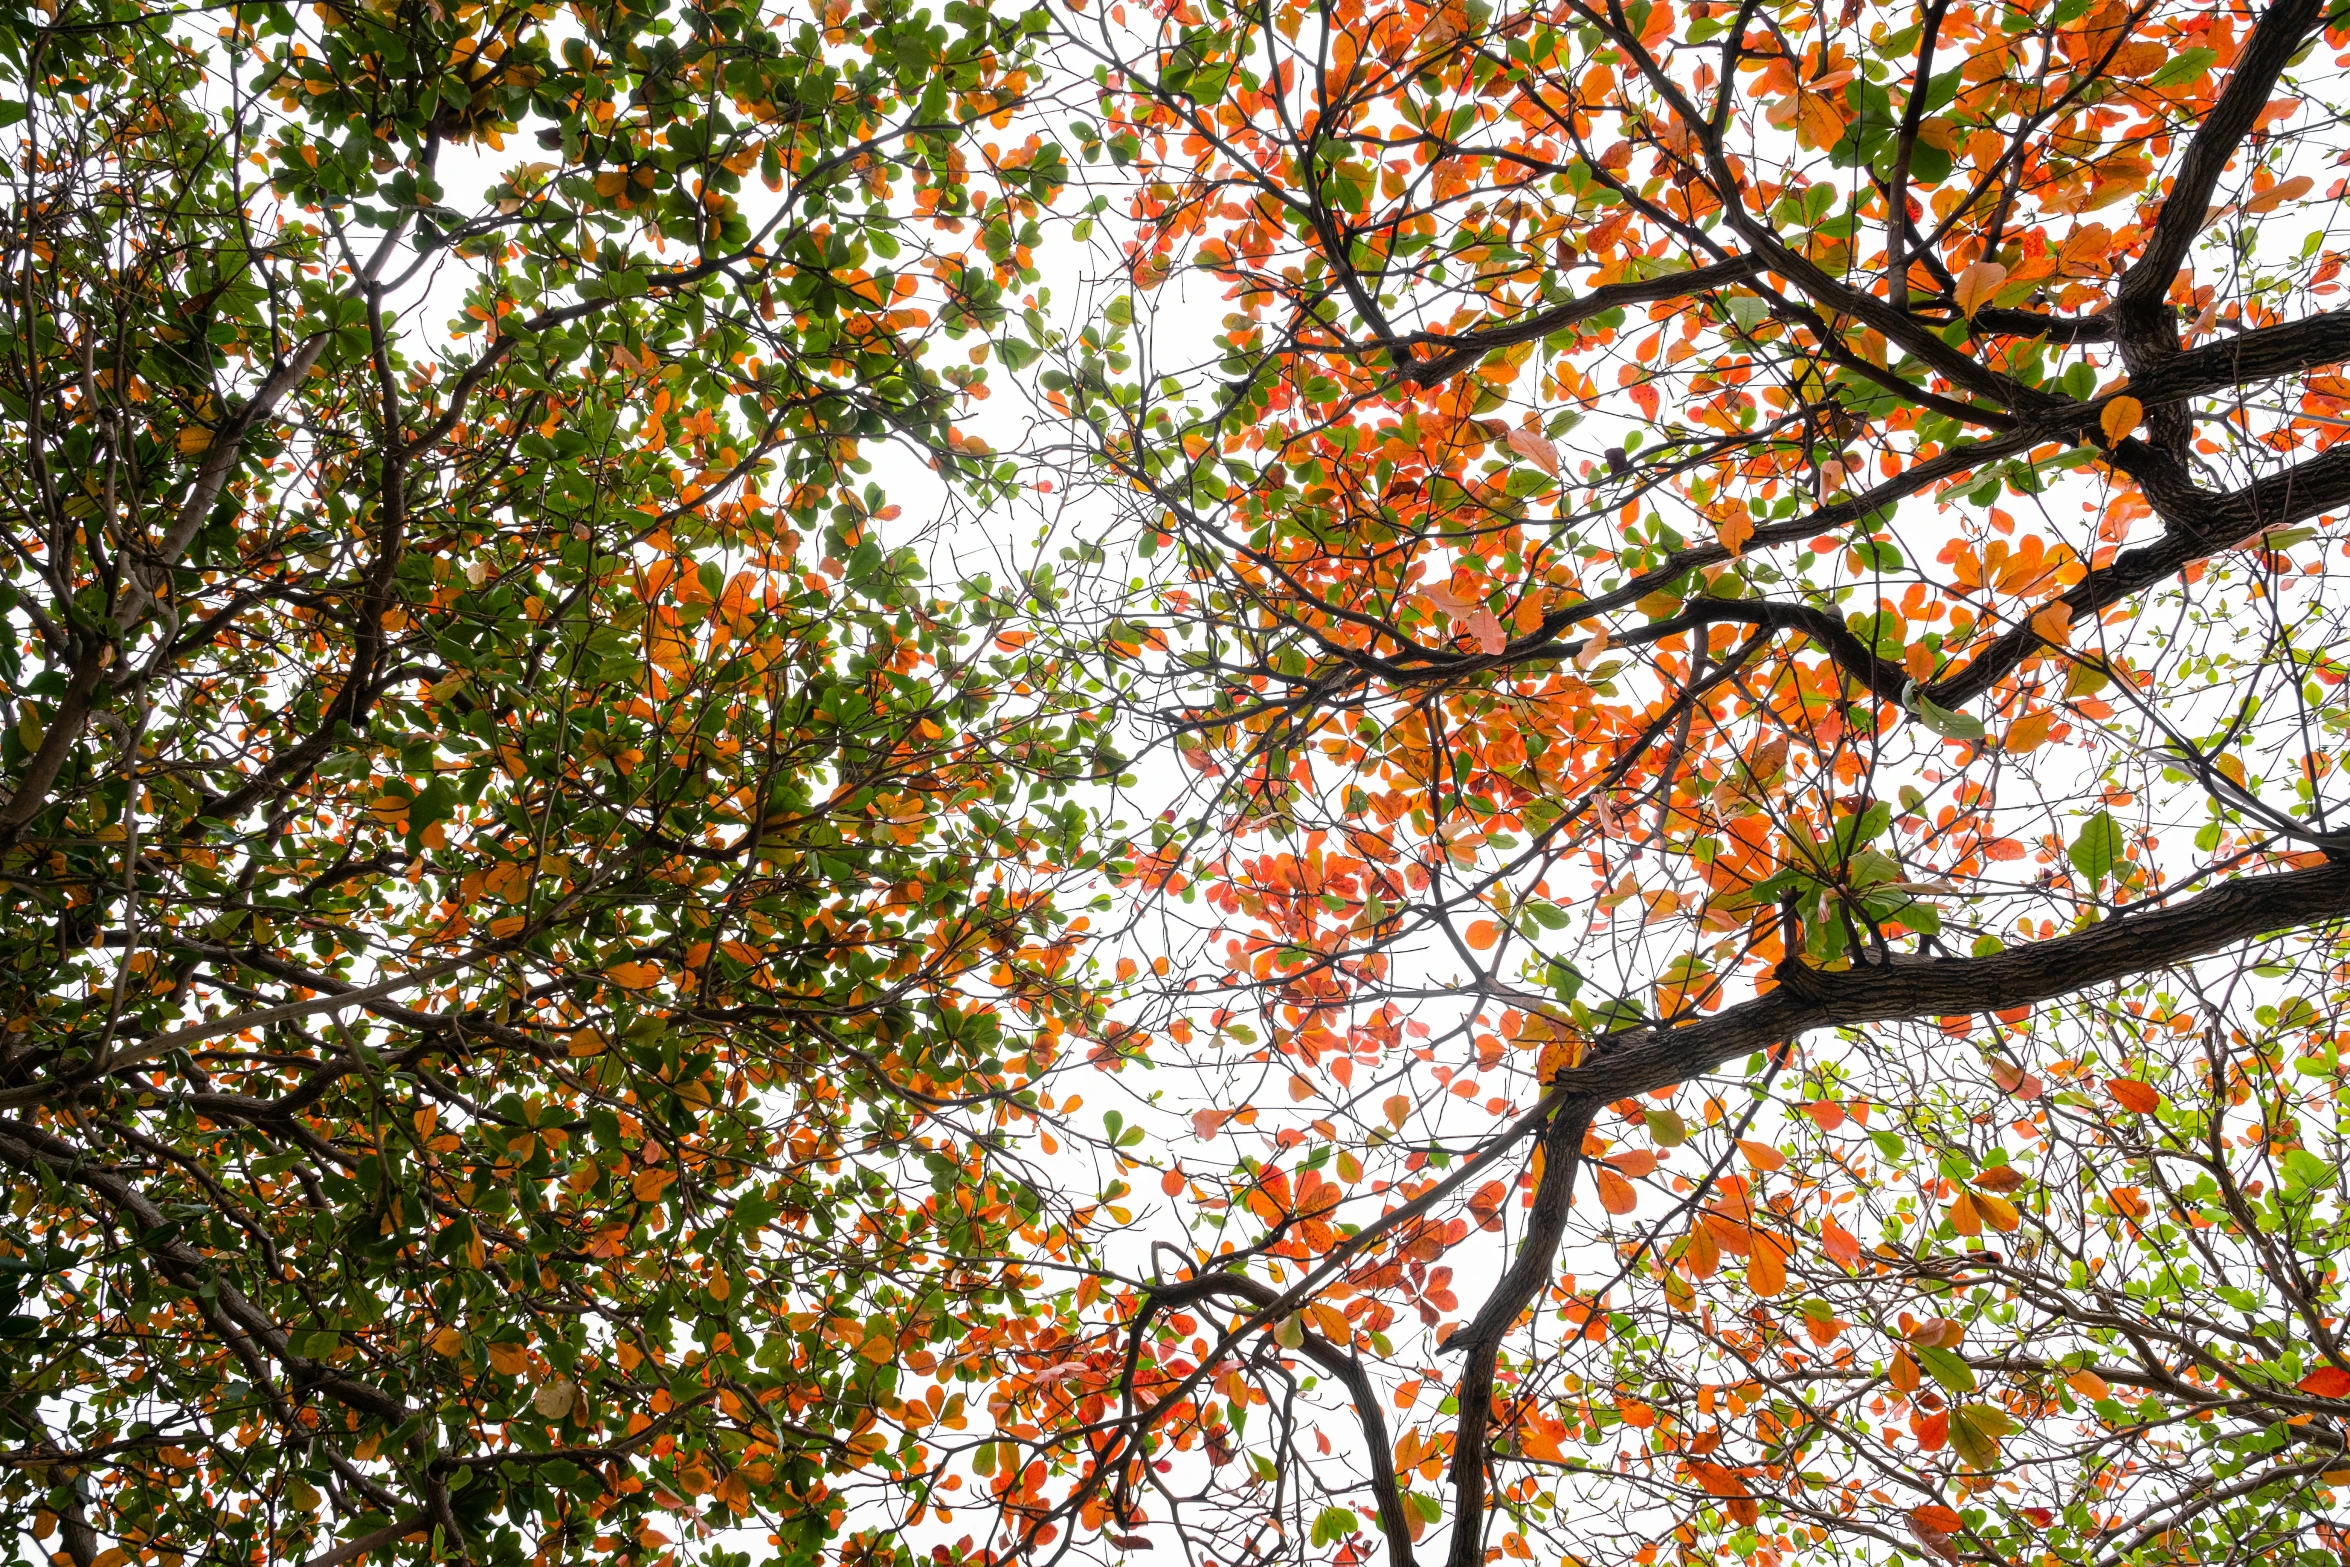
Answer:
[[8, 0, 2350, 1566]]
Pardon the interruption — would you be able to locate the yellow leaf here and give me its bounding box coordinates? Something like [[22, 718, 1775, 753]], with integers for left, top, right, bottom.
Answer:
[[1953, 260, 2008, 317], [430, 1325, 465, 1357], [488, 1342, 530, 1377], [176, 424, 215, 455], [2100, 395, 2143, 443], [2064, 658, 2111, 697], [1973, 1192, 2022, 1232]]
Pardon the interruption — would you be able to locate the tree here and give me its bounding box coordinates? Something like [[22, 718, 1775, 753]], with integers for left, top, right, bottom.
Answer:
[[1001, 0, 2350, 1563], [0, 2, 1111, 1565]]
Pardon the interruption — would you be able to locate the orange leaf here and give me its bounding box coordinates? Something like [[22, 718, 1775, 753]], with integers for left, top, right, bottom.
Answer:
[[1971, 1165, 2026, 1193], [2246, 174, 2314, 213], [2065, 1368, 2111, 1400], [1605, 1149, 1659, 1179], [1736, 1138, 1784, 1171], [1594, 1168, 1639, 1215], [1953, 260, 2008, 317], [1820, 1216, 1860, 1271], [1686, 1220, 1721, 1278], [1688, 1460, 1752, 1500], [1465, 919, 1502, 950], [1792, 90, 1846, 152], [1973, 1192, 2021, 1232], [2031, 601, 2075, 646], [2003, 709, 2052, 754], [1506, 426, 1560, 475], [1746, 1234, 1787, 1296], [2109, 1079, 2161, 1114], [1715, 510, 1754, 557], [631, 1167, 675, 1203], [2100, 395, 2143, 443]]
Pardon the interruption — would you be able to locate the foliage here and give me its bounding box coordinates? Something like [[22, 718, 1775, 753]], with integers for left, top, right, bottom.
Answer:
[[16, 0, 2350, 1565], [988, 0, 2350, 1564], [0, 1, 1112, 1565]]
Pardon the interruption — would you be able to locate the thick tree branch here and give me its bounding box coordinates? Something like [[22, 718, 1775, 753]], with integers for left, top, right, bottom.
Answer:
[[1549, 859, 2350, 1106], [1444, 1102, 1594, 1567]]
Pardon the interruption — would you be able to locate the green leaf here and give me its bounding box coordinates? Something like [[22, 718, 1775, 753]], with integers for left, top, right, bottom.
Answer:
[[2068, 811, 2123, 884], [2146, 48, 2218, 88], [1917, 1345, 1977, 1393], [1311, 1507, 1361, 1546], [2284, 1148, 2334, 1192], [1914, 694, 1984, 739], [1950, 1403, 2010, 1469]]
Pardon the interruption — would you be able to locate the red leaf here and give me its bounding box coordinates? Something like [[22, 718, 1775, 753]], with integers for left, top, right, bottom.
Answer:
[[2298, 1365, 2350, 1398]]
